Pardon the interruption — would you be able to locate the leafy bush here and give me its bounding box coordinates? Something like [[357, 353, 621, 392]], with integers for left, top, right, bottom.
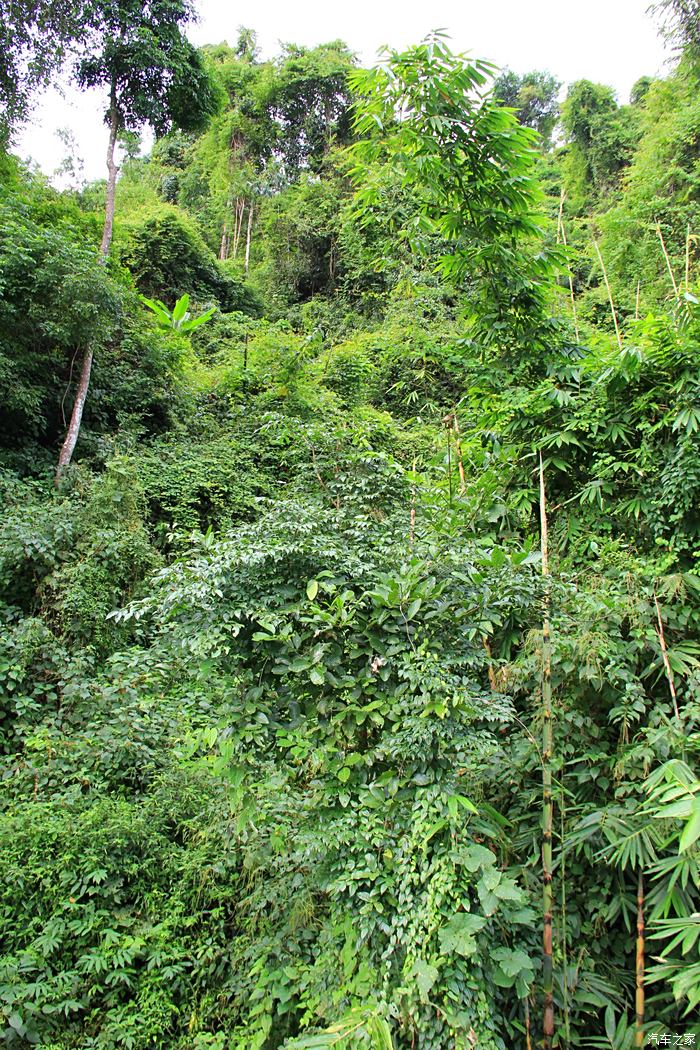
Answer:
[[118, 207, 261, 315], [0, 193, 121, 451], [0, 770, 235, 1048]]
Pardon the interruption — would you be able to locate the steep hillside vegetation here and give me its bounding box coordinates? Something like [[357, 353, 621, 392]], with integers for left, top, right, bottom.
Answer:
[[1, 11, 700, 1050]]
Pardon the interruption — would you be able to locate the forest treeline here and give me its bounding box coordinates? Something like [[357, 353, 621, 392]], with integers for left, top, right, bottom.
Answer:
[[1, 2, 700, 1047]]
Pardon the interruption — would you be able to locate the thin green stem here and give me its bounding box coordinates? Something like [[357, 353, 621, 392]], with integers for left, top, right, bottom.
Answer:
[[540, 453, 554, 1049]]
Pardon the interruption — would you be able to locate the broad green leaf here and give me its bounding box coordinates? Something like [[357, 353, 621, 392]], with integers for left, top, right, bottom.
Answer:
[[438, 912, 486, 956], [180, 305, 216, 331], [492, 947, 534, 980], [172, 293, 190, 324], [411, 958, 439, 1001], [139, 294, 171, 325]]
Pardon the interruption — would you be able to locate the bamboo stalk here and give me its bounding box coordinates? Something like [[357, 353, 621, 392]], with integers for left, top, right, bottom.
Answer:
[[483, 636, 497, 692], [525, 996, 533, 1050], [685, 224, 691, 290], [409, 457, 417, 548], [593, 240, 623, 352], [560, 774, 570, 1046], [635, 871, 645, 1048], [453, 412, 466, 495], [559, 216, 580, 343], [556, 191, 565, 322], [539, 453, 554, 1050], [635, 280, 641, 322], [656, 224, 679, 297], [445, 419, 453, 504], [653, 591, 681, 725]]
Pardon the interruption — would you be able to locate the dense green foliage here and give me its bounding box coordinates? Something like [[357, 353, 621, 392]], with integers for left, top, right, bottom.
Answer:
[[74, 0, 217, 138], [1, 13, 700, 1050], [0, 169, 181, 463], [0, 0, 84, 141], [493, 69, 561, 147]]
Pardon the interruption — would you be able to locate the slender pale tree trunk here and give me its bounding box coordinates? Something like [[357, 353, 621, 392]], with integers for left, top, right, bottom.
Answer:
[[56, 83, 119, 481], [99, 93, 119, 258], [539, 453, 555, 1049], [219, 221, 229, 261], [55, 348, 94, 477], [244, 202, 254, 275], [219, 195, 234, 260], [232, 198, 244, 258]]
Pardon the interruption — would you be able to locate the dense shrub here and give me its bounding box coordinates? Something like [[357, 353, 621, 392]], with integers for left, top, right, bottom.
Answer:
[[118, 207, 261, 315]]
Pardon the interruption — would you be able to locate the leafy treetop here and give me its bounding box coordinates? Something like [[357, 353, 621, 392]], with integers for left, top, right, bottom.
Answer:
[[492, 68, 561, 148], [75, 0, 218, 135], [349, 34, 563, 359]]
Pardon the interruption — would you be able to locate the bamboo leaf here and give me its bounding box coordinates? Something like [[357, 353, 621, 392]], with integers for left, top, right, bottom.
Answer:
[[679, 798, 700, 852]]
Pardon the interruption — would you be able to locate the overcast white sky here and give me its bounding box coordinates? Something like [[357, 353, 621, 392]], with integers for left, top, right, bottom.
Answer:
[[17, 0, 671, 184]]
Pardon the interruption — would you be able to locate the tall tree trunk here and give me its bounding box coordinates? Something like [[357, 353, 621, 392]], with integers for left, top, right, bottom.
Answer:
[[220, 195, 236, 260], [244, 201, 254, 275], [540, 453, 555, 1049], [219, 221, 229, 261], [99, 95, 119, 258], [55, 349, 94, 477], [56, 84, 119, 481], [635, 871, 645, 1047], [232, 198, 244, 258]]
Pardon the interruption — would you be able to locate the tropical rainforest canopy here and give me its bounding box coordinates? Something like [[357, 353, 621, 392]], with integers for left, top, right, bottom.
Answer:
[[1, 2, 700, 1047]]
